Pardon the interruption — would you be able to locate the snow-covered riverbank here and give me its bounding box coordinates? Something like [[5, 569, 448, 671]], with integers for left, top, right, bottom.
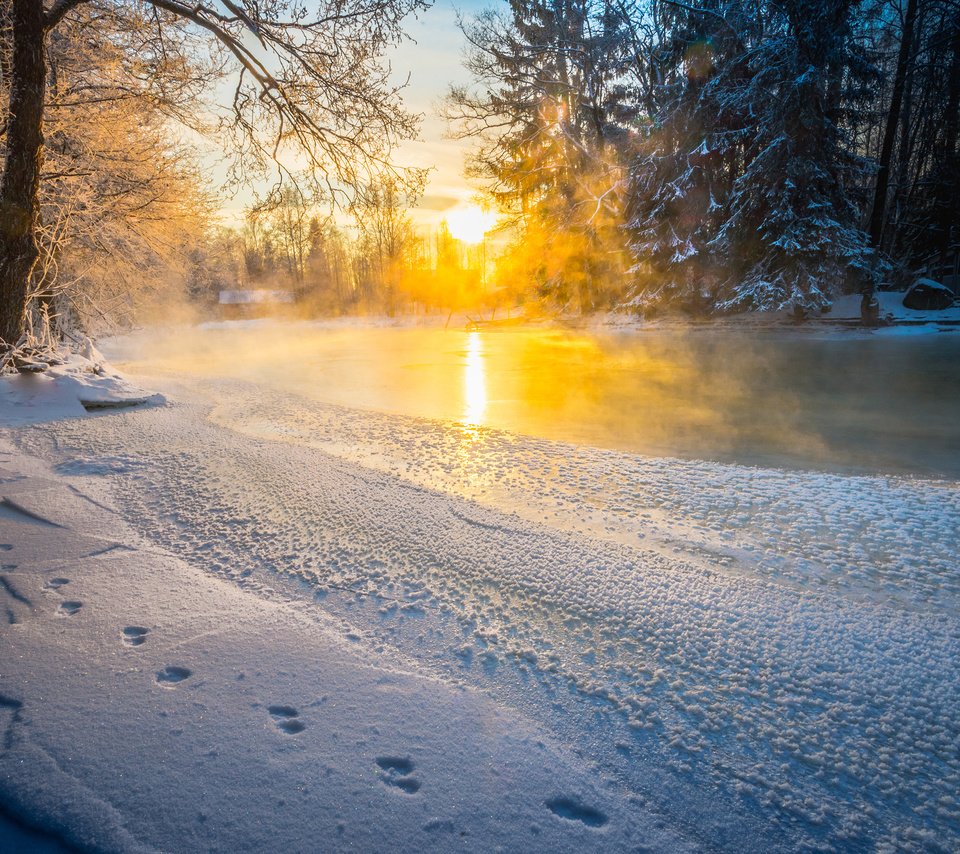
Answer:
[[1, 436, 680, 853], [2, 336, 959, 852]]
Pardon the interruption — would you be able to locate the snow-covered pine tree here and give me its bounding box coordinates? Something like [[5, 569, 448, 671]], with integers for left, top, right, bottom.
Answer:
[[627, 0, 877, 315], [708, 0, 877, 313], [625, 1, 746, 313]]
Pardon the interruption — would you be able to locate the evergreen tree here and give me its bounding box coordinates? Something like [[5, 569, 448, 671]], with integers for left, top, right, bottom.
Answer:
[[627, 0, 877, 314], [625, 3, 745, 312], [711, 0, 877, 312], [448, 0, 638, 310]]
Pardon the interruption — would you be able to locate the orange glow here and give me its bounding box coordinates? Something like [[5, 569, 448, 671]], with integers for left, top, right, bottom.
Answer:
[[446, 206, 497, 245], [462, 330, 487, 425]]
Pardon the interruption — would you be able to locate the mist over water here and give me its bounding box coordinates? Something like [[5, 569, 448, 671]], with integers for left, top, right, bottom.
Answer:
[[108, 322, 960, 478]]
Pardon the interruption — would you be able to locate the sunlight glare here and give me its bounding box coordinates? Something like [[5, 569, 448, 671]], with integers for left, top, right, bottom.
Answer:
[[462, 330, 487, 426], [447, 206, 497, 245]]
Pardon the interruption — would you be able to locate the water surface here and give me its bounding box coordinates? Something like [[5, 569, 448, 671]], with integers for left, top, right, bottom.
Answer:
[[110, 323, 960, 477]]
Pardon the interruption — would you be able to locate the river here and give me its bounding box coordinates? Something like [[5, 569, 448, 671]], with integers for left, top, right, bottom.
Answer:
[[109, 322, 960, 477]]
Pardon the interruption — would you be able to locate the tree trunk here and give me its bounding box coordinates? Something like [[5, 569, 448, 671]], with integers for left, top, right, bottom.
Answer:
[[0, 0, 47, 347], [867, 0, 919, 253], [934, 17, 960, 259], [888, 7, 920, 258]]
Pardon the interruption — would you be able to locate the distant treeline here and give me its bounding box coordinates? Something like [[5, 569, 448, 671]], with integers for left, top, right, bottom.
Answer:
[[187, 184, 503, 319]]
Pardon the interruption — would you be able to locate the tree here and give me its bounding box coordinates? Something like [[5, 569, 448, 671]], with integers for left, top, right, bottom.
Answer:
[[0, 0, 426, 346], [257, 186, 313, 292], [837, 0, 959, 273], [296, 216, 354, 312], [895, 0, 960, 265], [446, 0, 638, 311], [710, 0, 876, 312], [625, 0, 744, 313], [627, 0, 877, 314], [20, 3, 218, 333], [867, 0, 920, 251], [352, 177, 418, 313]]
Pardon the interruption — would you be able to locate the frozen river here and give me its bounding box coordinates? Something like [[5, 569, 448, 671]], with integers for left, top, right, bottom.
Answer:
[[110, 322, 960, 477]]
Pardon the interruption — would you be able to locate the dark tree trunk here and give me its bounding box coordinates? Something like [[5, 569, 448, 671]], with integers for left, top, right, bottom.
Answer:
[[0, 0, 47, 347], [867, 0, 919, 253], [933, 17, 960, 259]]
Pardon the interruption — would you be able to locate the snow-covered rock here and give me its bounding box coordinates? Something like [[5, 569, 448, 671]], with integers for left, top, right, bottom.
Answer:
[[902, 278, 957, 311]]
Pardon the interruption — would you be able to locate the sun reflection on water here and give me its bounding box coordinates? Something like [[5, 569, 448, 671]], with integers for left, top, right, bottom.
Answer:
[[462, 331, 487, 427]]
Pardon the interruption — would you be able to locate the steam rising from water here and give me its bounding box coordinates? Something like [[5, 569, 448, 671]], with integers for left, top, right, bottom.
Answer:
[[105, 321, 960, 477]]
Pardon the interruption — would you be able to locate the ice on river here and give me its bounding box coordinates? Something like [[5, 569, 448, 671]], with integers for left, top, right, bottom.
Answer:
[[1, 354, 959, 852]]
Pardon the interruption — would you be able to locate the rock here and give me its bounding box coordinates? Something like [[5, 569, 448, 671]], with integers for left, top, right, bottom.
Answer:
[[13, 355, 49, 373], [902, 278, 956, 311]]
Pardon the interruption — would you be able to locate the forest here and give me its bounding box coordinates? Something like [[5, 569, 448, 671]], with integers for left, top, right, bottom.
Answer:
[[447, 0, 960, 316], [1, 0, 958, 344]]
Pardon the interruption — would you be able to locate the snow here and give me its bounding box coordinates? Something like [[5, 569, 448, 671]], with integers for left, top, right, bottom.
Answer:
[[0, 439, 683, 853], [826, 290, 960, 327], [594, 288, 960, 332], [0, 348, 159, 426], [2, 328, 959, 852]]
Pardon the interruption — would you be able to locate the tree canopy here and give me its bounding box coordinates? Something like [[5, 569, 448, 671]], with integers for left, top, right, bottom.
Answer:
[[0, 0, 428, 346]]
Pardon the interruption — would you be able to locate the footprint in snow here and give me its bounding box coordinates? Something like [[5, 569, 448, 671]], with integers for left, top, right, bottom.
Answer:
[[156, 666, 192, 687], [45, 577, 70, 589], [57, 601, 82, 617], [268, 705, 305, 734], [122, 626, 149, 647], [545, 797, 608, 828], [376, 756, 421, 794]]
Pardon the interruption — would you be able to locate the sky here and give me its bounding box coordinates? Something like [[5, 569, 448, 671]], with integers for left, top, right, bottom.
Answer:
[[390, 0, 491, 231], [212, 0, 491, 234]]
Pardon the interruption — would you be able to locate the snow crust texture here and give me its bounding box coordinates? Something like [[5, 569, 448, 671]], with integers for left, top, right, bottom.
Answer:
[[3, 371, 959, 852], [0, 440, 685, 853]]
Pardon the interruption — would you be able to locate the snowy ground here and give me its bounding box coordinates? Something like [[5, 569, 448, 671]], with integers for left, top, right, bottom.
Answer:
[[1, 331, 959, 852]]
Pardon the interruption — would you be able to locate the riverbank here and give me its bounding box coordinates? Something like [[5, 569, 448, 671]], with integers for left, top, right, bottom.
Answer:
[[190, 286, 960, 335], [0, 435, 677, 853]]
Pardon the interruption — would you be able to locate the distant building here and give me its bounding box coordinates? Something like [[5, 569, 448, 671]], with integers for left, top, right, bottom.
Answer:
[[218, 289, 295, 319]]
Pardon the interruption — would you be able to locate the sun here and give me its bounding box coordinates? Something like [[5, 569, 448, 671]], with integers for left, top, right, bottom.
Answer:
[[446, 205, 497, 245]]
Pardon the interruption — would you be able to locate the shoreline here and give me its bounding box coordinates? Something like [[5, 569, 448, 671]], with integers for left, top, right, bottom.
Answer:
[[181, 288, 960, 335]]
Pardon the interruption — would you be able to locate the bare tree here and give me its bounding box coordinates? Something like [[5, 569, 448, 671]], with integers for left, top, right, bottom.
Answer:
[[867, 0, 920, 253], [353, 177, 418, 313], [0, 0, 427, 346], [264, 186, 312, 290], [16, 4, 220, 335]]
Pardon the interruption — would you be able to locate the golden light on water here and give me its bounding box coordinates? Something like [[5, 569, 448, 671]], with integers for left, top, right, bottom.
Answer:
[[462, 330, 487, 426], [446, 205, 497, 245]]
